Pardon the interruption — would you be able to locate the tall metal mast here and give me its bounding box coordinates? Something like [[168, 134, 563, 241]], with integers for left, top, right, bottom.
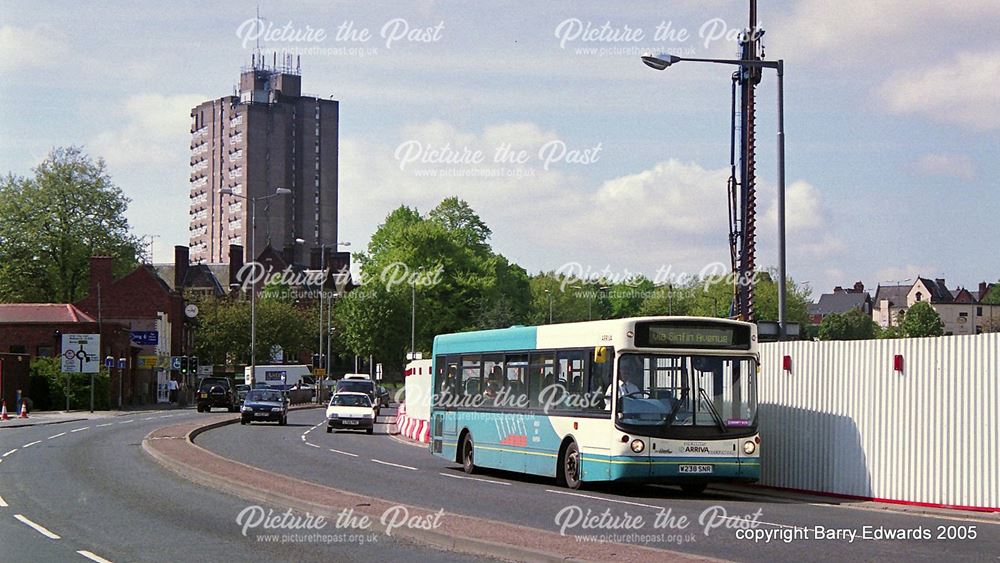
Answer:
[[732, 0, 763, 321]]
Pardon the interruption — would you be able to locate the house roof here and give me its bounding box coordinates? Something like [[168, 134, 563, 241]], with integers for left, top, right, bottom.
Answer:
[[917, 278, 954, 303], [0, 304, 97, 324], [812, 292, 871, 316], [872, 285, 909, 310], [152, 263, 226, 295]]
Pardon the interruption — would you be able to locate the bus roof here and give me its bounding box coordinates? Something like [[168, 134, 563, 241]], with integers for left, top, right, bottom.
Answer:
[[432, 316, 757, 357]]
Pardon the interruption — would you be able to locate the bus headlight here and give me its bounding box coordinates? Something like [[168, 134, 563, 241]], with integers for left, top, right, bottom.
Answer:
[[743, 440, 756, 455], [630, 439, 645, 453]]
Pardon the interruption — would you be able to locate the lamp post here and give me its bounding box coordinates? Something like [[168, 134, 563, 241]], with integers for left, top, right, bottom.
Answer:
[[317, 241, 350, 402], [544, 289, 553, 323], [219, 187, 292, 384], [641, 52, 786, 338]]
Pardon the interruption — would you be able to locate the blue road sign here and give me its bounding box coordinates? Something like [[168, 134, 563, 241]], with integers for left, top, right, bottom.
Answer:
[[130, 331, 159, 346], [104, 356, 114, 368], [117, 357, 127, 369]]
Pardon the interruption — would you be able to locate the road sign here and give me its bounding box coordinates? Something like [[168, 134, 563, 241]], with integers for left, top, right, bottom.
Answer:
[[137, 355, 158, 369], [197, 365, 213, 376], [104, 356, 114, 368], [130, 331, 158, 346], [117, 357, 127, 369], [185, 304, 199, 318], [313, 368, 326, 376], [376, 363, 383, 381], [61, 334, 100, 373], [170, 356, 182, 371]]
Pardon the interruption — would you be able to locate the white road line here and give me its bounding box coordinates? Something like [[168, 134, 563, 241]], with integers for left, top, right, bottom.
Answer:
[[159, 415, 173, 419], [96, 423, 114, 428], [544, 489, 665, 510], [306, 443, 320, 448], [48, 432, 67, 440], [77, 551, 113, 563], [22, 441, 41, 448], [71, 427, 90, 433], [118, 419, 133, 424], [439, 472, 511, 486], [3, 449, 17, 457], [142, 417, 155, 421], [370, 459, 418, 471], [300, 435, 307, 442], [14, 514, 61, 539], [0, 495, 8, 507], [328, 448, 359, 457]]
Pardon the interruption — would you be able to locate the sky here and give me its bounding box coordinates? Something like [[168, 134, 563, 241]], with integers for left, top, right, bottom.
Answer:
[[1, 1, 998, 299]]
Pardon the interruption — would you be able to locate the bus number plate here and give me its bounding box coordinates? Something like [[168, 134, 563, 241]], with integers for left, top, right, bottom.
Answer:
[[679, 464, 713, 474]]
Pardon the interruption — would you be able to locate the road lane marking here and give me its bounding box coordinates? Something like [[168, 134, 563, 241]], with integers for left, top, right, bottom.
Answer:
[[306, 443, 320, 448], [544, 489, 664, 510], [159, 415, 173, 419], [14, 514, 61, 539], [328, 448, 359, 457], [439, 472, 511, 486], [301, 435, 307, 442], [96, 423, 114, 428], [142, 417, 156, 421], [22, 441, 41, 448], [48, 432, 67, 440], [3, 449, 18, 457], [77, 551, 113, 563], [71, 427, 90, 433], [118, 420, 133, 424], [371, 459, 418, 471], [0, 495, 8, 507]]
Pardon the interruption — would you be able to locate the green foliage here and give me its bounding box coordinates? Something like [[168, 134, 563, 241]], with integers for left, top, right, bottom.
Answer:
[[192, 297, 317, 366], [981, 281, 1000, 305], [818, 309, 878, 340], [0, 147, 143, 302], [28, 357, 111, 410], [336, 198, 530, 377], [900, 301, 944, 337]]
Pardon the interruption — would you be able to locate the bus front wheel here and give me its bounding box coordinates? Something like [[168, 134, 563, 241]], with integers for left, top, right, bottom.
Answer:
[[558, 441, 582, 490], [461, 434, 476, 474]]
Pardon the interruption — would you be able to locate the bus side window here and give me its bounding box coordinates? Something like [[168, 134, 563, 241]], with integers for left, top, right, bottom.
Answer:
[[504, 354, 528, 407], [529, 352, 555, 409], [461, 355, 482, 399], [482, 355, 503, 402], [585, 347, 614, 412], [434, 356, 446, 399], [557, 350, 586, 411]]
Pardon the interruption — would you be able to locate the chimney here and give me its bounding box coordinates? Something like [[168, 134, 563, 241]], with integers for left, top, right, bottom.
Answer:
[[229, 244, 244, 289], [833, 286, 844, 293], [979, 282, 988, 300], [174, 246, 189, 290], [89, 256, 114, 299], [853, 281, 864, 293]]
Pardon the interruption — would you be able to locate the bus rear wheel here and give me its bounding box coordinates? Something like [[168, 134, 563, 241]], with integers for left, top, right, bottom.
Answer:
[[461, 434, 476, 474], [558, 441, 582, 490]]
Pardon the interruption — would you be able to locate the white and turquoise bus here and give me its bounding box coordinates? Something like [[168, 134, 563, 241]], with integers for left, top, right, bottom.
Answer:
[[429, 316, 760, 491]]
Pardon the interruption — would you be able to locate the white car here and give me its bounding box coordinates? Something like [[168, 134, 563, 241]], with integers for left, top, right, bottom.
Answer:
[[326, 392, 376, 434]]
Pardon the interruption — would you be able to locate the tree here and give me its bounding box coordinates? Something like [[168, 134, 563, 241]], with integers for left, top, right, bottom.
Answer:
[[818, 309, 878, 340], [981, 281, 1000, 305], [900, 301, 944, 337], [0, 147, 143, 303], [192, 297, 317, 366], [336, 199, 529, 378]]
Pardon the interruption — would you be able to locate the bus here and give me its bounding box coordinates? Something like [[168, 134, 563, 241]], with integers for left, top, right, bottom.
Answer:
[[429, 316, 760, 492]]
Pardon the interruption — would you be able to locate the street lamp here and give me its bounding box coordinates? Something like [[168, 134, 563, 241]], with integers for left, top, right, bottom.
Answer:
[[544, 289, 553, 324], [219, 186, 292, 384], [641, 52, 787, 338], [316, 240, 351, 402]]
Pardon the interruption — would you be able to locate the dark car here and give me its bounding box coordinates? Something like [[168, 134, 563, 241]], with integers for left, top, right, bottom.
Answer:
[[196, 377, 238, 413], [240, 389, 288, 425], [335, 378, 379, 415], [235, 384, 251, 403]]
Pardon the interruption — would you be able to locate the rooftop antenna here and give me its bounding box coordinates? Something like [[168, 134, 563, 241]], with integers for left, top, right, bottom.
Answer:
[[255, 4, 262, 65]]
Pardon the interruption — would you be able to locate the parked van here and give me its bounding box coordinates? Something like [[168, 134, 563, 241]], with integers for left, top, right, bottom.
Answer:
[[244, 364, 314, 390]]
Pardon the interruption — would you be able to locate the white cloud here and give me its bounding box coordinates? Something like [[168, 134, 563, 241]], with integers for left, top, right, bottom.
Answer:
[[89, 93, 206, 168], [912, 153, 977, 181], [0, 24, 69, 72], [771, 1, 997, 66], [880, 50, 1000, 130]]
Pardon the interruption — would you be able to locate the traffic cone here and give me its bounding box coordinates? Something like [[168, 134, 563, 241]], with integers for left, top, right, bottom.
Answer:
[[18, 400, 28, 418], [1, 401, 8, 421]]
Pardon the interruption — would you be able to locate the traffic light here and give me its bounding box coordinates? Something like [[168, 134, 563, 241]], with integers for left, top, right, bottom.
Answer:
[[180, 355, 189, 375], [312, 354, 320, 369], [190, 356, 199, 375]]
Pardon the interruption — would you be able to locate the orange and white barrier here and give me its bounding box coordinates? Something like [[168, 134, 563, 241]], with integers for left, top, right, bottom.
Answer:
[[1, 400, 8, 421], [18, 400, 28, 418], [395, 402, 429, 443]]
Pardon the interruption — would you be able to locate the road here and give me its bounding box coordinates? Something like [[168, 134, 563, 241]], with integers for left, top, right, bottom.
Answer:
[[197, 408, 1000, 562], [0, 410, 488, 563]]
